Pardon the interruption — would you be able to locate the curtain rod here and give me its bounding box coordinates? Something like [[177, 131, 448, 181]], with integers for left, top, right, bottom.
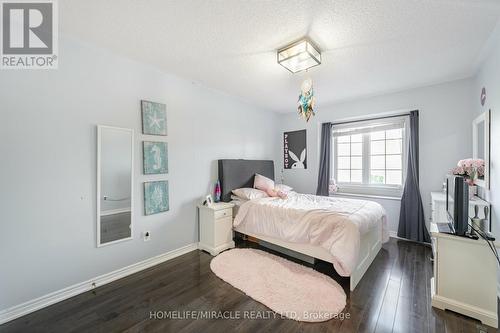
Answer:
[[330, 110, 417, 126]]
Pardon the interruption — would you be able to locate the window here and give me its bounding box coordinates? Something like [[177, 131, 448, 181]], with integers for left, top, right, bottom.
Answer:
[[369, 128, 403, 186], [332, 116, 408, 197], [336, 134, 363, 183]]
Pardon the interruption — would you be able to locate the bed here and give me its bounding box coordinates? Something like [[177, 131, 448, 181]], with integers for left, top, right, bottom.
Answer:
[[218, 159, 388, 291]]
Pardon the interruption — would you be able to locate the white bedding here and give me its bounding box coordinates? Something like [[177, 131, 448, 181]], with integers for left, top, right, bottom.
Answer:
[[233, 192, 389, 276], [230, 195, 248, 215]]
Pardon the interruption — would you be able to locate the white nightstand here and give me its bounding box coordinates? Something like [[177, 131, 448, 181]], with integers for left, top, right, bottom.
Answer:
[[198, 202, 235, 256]]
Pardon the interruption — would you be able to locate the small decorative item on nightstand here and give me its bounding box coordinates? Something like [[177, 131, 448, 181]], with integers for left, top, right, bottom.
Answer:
[[205, 194, 213, 208], [214, 180, 221, 203], [198, 202, 235, 256]]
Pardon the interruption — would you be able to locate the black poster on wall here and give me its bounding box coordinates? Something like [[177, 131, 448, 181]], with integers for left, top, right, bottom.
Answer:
[[283, 130, 307, 169]]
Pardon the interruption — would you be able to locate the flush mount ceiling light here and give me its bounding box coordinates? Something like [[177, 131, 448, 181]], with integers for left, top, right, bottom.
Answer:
[[277, 38, 321, 73]]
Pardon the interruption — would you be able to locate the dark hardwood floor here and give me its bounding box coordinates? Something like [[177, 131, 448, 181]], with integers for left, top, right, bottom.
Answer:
[[1, 238, 497, 333]]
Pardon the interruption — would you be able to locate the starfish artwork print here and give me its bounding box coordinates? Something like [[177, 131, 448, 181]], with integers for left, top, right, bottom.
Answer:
[[141, 100, 167, 136]]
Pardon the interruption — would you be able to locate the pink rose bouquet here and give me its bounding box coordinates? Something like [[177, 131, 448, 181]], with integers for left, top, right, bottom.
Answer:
[[451, 158, 485, 184]]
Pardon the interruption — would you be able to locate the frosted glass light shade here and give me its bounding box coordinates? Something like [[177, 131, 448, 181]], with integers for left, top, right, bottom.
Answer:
[[277, 38, 321, 73]]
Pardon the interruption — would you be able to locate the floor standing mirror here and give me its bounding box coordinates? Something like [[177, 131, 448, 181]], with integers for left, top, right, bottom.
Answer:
[[97, 125, 134, 247]]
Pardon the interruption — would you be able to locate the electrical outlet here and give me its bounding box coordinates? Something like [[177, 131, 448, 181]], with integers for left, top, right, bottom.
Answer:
[[143, 231, 151, 241]]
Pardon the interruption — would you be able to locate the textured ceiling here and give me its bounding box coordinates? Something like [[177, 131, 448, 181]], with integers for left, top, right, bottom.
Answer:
[[60, 0, 500, 113]]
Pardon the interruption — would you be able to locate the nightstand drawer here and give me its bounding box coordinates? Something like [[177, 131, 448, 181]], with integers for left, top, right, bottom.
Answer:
[[214, 208, 232, 220]]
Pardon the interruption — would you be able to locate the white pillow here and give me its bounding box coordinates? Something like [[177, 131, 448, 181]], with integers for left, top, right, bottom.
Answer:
[[230, 195, 247, 207], [254, 173, 275, 191], [275, 184, 293, 192], [232, 188, 269, 200], [231, 194, 247, 201]]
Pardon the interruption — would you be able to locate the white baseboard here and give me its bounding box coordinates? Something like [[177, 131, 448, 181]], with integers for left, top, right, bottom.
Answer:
[[432, 294, 498, 328], [388, 231, 432, 247], [389, 231, 409, 241], [389, 231, 398, 239], [0, 243, 198, 325]]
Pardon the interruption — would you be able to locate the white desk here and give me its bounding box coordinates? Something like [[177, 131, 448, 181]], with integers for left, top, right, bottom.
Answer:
[[430, 222, 498, 328]]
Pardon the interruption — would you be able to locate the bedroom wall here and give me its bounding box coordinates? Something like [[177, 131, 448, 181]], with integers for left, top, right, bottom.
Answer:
[[473, 24, 500, 239], [0, 37, 278, 311], [277, 78, 475, 234]]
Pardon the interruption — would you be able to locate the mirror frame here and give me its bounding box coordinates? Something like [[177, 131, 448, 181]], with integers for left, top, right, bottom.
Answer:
[[96, 125, 134, 247], [472, 110, 490, 190]]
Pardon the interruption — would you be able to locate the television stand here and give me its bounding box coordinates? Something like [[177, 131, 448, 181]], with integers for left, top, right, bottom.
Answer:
[[430, 222, 498, 328]]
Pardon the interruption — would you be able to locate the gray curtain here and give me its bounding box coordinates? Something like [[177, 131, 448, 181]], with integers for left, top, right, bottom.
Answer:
[[316, 122, 332, 196], [398, 111, 430, 243]]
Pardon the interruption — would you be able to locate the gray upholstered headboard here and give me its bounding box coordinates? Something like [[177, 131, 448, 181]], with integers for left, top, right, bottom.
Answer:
[[218, 159, 275, 202]]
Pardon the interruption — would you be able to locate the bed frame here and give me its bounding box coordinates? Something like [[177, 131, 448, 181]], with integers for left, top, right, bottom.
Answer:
[[218, 159, 383, 291]]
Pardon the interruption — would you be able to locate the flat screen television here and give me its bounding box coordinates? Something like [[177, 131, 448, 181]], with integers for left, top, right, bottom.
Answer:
[[446, 175, 469, 236]]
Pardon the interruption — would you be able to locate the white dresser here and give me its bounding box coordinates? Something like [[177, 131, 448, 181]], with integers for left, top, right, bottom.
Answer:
[[430, 222, 498, 328], [198, 202, 235, 256], [430, 192, 497, 328]]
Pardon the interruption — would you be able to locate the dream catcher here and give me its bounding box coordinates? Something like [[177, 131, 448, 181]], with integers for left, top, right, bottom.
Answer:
[[297, 78, 316, 122]]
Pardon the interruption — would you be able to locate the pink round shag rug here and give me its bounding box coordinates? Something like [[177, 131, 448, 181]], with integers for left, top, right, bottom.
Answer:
[[210, 248, 346, 322]]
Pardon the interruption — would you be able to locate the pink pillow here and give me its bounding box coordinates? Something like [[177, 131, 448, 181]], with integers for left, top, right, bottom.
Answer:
[[254, 173, 275, 192]]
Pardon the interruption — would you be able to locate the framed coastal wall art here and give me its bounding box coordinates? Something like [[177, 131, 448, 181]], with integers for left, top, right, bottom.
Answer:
[[141, 100, 167, 136], [283, 129, 307, 169], [144, 181, 169, 215], [143, 141, 168, 175]]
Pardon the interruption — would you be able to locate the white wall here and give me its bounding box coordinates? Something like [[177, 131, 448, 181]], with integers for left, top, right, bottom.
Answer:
[[277, 78, 475, 233], [473, 26, 500, 239], [0, 37, 278, 311]]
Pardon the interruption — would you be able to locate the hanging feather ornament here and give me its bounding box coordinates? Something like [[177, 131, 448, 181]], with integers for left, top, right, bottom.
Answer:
[[297, 78, 316, 122]]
